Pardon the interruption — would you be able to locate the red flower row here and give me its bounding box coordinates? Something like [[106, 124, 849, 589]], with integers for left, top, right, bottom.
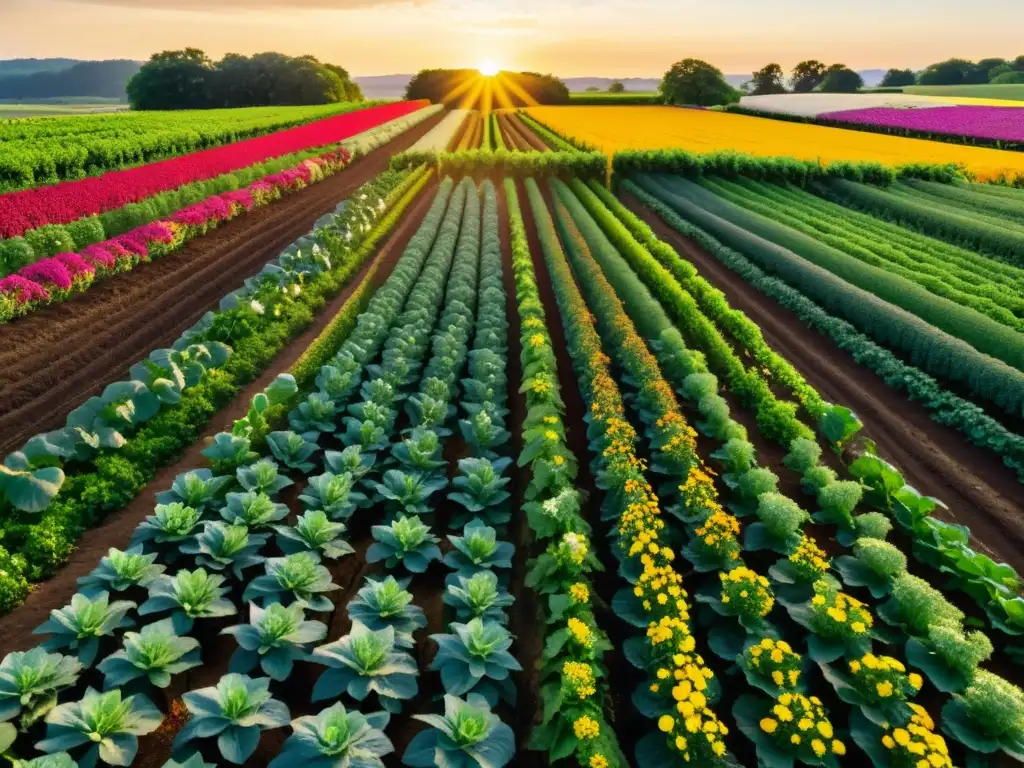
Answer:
[[0, 100, 427, 239]]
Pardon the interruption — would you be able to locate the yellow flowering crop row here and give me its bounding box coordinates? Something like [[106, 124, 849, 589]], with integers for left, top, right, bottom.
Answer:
[[524, 105, 1024, 182], [526, 177, 733, 764]]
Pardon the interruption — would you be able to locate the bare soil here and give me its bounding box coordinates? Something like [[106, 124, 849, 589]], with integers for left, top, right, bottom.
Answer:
[[0, 110, 443, 456], [622, 192, 1024, 576], [507, 114, 549, 152]]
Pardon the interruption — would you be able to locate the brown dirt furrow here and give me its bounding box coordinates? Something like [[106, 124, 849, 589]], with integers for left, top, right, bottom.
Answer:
[[497, 113, 527, 152], [0, 183, 436, 657], [0, 111, 443, 455], [507, 113, 548, 152], [623, 192, 1024, 574]]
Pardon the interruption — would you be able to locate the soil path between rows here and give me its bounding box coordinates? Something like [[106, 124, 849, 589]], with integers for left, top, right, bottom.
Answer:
[[0, 181, 438, 656], [622, 193, 1024, 575], [0, 110, 443, 455]]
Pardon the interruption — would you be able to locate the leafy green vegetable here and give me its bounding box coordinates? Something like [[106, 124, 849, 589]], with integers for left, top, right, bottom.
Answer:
[[347, 576, 426, 649], [268, 702, 394, 768], [242, 553, 339, 612], [223, 602, 327, 681], [139, 568, 236, 634], [34, 592, 136, 667], [76, 547, 165, 599], [402, 693, 514, 768], [429, 619, 521, 706], [0, 648, 82, 729], [97, 618, 201, 689]]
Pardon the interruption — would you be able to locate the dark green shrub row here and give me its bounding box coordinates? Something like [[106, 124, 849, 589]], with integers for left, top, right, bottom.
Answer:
[[623, 178, 1024, 482], [900, 178, 1024, 222], [724, 104, 1024, 157], [818, 178, 1024, 267], [667, 175, 1024, 367], [389, 148, 607, 178], [639, 173, 1024, 419], [612, 148, 963, 188]]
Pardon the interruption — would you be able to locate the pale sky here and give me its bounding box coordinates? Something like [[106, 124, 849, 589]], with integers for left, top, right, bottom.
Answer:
[[1, 0, 1021, 77]]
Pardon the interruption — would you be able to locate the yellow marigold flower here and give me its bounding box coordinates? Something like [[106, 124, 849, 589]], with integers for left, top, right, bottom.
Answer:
[[657, 668, 670, 680], [589, 756, 608, 768], [811, 739, 826, 757], [760, 718, 778, 734], [569, 583, 589, 603], [849, 660, 862, 674], [773, 705, 793, 722], [791, 734, 801, 745], [658, 715, 675, 733], [894, 728, 911, 746], [877, 681, 894, 698], [573, 716, 600, 740], [712, 740, 726, 756], [772, 671, 784, 686], [909, 673, 923, 690], [798, 718, 813, 731]]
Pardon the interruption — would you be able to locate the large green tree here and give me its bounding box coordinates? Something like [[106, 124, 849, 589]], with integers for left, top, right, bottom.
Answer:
[[790, 60, 827, 92], [879, 68, 917, 87], [917, 58, 974, 86], [820, 65, 864, 93], [749, 63, 787, 95], [126, 48, 213, 110], [660, 58, 739, 106]]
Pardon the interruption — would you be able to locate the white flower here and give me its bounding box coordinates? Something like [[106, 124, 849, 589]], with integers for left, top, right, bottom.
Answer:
[[250, 300, 265, 316]]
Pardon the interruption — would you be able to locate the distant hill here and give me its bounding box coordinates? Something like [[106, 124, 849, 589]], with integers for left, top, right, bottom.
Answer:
[[0, 58, 81, 79], [561, 77, 660, 92], [354, 74, 412, 99], [0, 60, 141, 100]]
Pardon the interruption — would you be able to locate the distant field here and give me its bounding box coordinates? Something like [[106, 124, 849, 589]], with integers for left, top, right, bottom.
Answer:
[[904, 83, 1024, 101], [569, 91, 660, 105], [0, 102, 129, 118]]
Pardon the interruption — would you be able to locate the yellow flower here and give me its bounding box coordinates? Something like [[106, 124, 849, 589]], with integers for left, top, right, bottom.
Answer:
[[658, 715, 675, 733], [882, 734, 896, 749], [832, 740, 846, 756], [573, 716, 600, 740], [817, 720, 834, 739], [877, 681, 894, 698], [760, 718, 778, 734], [589, 756, 609, 768], [894, 728, 911, 746], [909, 673, 923, 690], [811, 739, 826, 757], [712, 740, 726, 756], [790, 734, 801, 745], [798, 718, 813, 731]]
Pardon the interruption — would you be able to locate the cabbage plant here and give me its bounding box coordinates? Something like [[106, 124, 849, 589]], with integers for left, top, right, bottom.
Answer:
[[129, 503, 203, 558], [155, 469, 231, 512], [346, 401, 395, 432], [268, 702, 393, 768], [0, 648, 82, 728], [235, 459, 292, 496], [181, 522, 268, 579], [340, 418, 389, 453], [375, 470, 447, 517], [429, 619, 520, 706], [36, 688, 162, 768], [392, 429, 447, 476], [443, 572, 514, 624], [97, 618, 201, 689], [172, 674, 290, 765], [443, 521, 514, 579], [139, 569, 236, 634], [11, 754, 77, 767], [76, 548, 165, 599], [458, 411, 510, 459], [34, 593, 135, 667], [275, 510, 354, 560], [160, 755, 216, 768], [289, 393, 341, 437], [449, 458, 512, 513], [402, 693, 514, 768], [201, 432, 257, 474], [267, 431, 319, 473], [300, 471, 366, 521], [220, 491, 289, 529], [0, 450, 66, 514], [243, 553, 339, 612], [347, 576, 426, 649], [311, 622, 418, 712], [323, 445, 373, 483], [405, 394, 451, 436], [367, 516, 441, 574], [223, 602, 327, 681]]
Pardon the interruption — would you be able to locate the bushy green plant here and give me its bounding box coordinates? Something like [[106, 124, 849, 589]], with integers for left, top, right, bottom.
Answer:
[[267, 431, 319, 473], [712, 438, 755, 476], [129, 503, 203, 554], [783, 437, 821, 474], [235, 458, 292, 495], [801, 465, 837, 492], [223, 602, 327, 681], [347, 577, 426, 649], [311, 622, 418, 712], [269, 702, 394, 768], [34, 592, 136, 667], [275, 509, 354, 560], [443, 571, 514, 624], [76, 547, 165, 599], [375, 470, 447, 516], [429, 619, 521, 706], [449, 458, 512, 513], [443, 520, 514, 578], [0, 648, 82, 728], [815, 480, 864, 530], [923, 622, 993, 679], [220, 492, 288, 529], [402, 693, 514, 768], [243, 553, 339, 612], [367, 515, 441, 574], [392, 429, 446, 475], [299, 471, 366, 521], [36, 688, 162, 767], [155, 469, 231, 512], [888, 573, 963, 635], [853, 512, 892, 541], [182, 522, 268, 579], [139, 568, 236, 634], [955, 669, 1024, 740], [737, 467, 779, 501], [173, 674, 290, 765], [853, 538, 906, 581], [98, 618, 201, 689]]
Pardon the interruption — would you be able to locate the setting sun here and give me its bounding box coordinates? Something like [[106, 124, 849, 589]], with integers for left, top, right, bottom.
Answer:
[[478, 60, 500, 77]]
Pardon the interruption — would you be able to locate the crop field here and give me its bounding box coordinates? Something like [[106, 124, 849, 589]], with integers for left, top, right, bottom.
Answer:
[[1, 81, 1024, 768]]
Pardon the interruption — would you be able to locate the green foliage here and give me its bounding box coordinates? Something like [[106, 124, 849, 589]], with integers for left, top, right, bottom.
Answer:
[[923, 622, 993, 679], [820, 66, 864, 92], [880, 68, 917, 87], [23, 226, 75, 260], [853, 512, 892, 541], [852, 538, 907, 581], [748, 63, 787, 95], [391, 149, 607, 179], [958, 670, 1024, 739], [0, 237, 34, 276], [659, 58, 740, 106], [889, 572, 964, 635], [405, 69, 568, 107]]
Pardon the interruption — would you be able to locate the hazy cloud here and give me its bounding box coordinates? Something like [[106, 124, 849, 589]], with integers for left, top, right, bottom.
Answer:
[[58, 0, 429, 11]]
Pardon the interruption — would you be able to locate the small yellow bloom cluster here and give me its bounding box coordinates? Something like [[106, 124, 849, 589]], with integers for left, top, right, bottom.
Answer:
[[569, 582, 590, 604], [588, 755, 609, 768], [809, 580, 873, 639], [694, 510, 742, 562], [882, 703, 952, 768], [532, 377, 552, 395], [555, 532, 590, 568], [848, 653, 923, 704], [562, 661, 597, 700], [719, 566, 774, 620], [759, 692, 845, 761], [529, 332, 546, 348], [633, 559, 689, 616], [573, 715, 601, 740], [679, 465, 723, 519], [789, 535, 831, 583], [567, 617, 594, 649], [743, 638, 801, 690]]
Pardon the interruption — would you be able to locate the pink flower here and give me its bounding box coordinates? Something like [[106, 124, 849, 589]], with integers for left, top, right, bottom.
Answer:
[[0, 275, 49, 304], [20, 259, 73, 290], [80, 243, 117, 269], [55, 252, 96, 277]]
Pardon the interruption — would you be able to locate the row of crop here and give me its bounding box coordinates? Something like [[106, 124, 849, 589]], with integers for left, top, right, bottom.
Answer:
[[391, 148, 608, 179], [818, 178, 1024, 267], [699, 176, 1024, 334], [517, 112, 596, 153], [0, 102, 393, 193], [592, 178, 1024, 644], [0, 103, 442, 286], [502, 179, 627, 767], [550, 177, 1024, 764], [525, 176, 734, 766], [409, 109, 469, 152], [0, 166, 432, 614], [636, 173, 1024, 422], [0, 101, 430, 241]]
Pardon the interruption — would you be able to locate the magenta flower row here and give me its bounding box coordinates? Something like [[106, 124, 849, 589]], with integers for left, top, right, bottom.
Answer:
[[0, 100, 426, 239], [819, 105, 1024, 143]]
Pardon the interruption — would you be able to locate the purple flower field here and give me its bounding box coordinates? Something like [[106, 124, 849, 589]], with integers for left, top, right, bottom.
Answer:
[[820, 105, 1024, 143]]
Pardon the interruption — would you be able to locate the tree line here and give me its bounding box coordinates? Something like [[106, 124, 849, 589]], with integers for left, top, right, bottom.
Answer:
[[880, 56, 1024, 87], [126, 49, 363, 111]]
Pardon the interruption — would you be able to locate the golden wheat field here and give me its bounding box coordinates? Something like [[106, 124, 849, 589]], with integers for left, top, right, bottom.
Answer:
[[525, 104, 1024, 181]]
